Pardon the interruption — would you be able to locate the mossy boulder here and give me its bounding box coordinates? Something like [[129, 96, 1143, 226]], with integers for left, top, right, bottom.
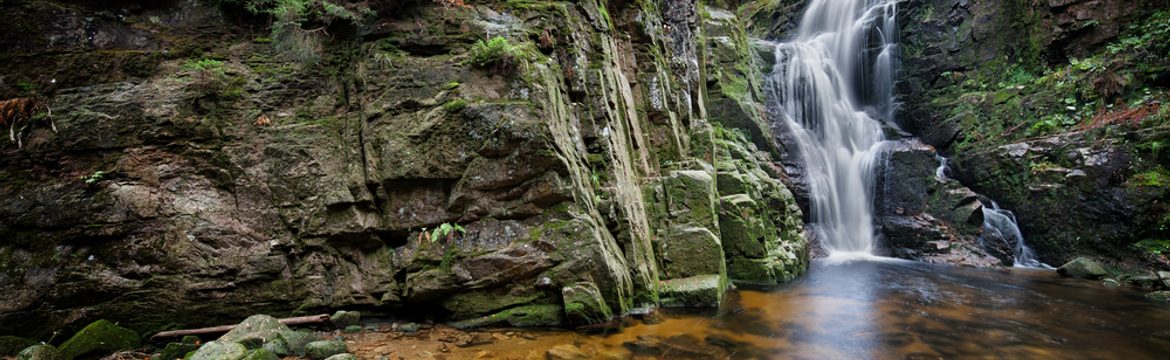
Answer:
[[665, 170, 719, 230], [16, 345, 59, 360], [658, 274, 726, 307], [304, 340, 347, 360], [57, 320, 140, 360], [562, 282, 613, 325], [329, 311, 360, 329], [1057, 257, 1109, 279], [659, 225, 726, 279], [1, 336, 37, 356], [187, 341, 247, 360], [275, 330, 317, 357], [158, 336, 201, 360], [218, 315, 290, 348]]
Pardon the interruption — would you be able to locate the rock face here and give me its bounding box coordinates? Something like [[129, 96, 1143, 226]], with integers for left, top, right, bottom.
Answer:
[[894, 0, 1170, 273], [873, 140, 1001, 267], [0, 0, 809, 337]]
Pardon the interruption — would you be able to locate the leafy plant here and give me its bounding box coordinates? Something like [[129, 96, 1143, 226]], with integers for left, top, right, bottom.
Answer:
[[230, 0, 373, 63], [81, 170, 106, 185], [1133, 239, 1170, 255], [466, 36, 523, 69], [429, 222, 466, 243]]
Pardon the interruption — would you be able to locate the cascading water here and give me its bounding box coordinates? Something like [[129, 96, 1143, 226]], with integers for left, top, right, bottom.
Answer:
[[765, 0, 899, 256], [981, 202, 1048, 268]]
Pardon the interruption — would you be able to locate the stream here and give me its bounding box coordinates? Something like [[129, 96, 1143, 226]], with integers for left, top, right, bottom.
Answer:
[[349, 259, 1170, 359]]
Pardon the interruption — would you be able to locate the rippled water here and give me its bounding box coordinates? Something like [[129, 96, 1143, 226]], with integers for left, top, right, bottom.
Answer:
[[398, 260, 1170, 359]]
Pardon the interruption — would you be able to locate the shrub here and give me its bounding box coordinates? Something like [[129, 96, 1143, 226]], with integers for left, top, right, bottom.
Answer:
[[183, 58, 230, 96], [230, 0, 373, 63]]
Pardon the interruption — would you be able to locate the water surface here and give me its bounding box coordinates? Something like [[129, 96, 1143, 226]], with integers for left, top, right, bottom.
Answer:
[[366, 260, 1170, 359]]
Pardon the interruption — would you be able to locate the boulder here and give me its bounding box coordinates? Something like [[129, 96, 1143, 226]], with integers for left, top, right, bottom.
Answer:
[[658, 275, 726, 308], [324, 354, 358, 360], [157, 336, 201, 360], [329, 311, 361, 329], [260, 338, 290, 357], [275, 330, 317, 357], [562, 282, 613, 325], [56, 320, 140, 360], [659, 225, 725, 279], [1057, 257, 1109, 279], [188, 341, 248, 360], [219, 315, 291, 348], [16, 345, 58, 360], [304, 340, 348, 360]]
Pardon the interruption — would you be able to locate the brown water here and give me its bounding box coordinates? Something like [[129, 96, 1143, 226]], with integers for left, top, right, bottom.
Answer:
[[350, 259, 1170, 359]]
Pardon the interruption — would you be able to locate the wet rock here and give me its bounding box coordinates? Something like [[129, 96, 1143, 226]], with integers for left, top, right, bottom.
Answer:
[[219, 315, 291, 348], [658, 275, 726, 307], [1102, 278, 1121, 288], [1159, 271, 1170, 288], [57, 319, 141, 360], [1146, 291, 1170, 302], [545, 344, 590, 360], [189, 341, 248, 360], [324, 354, 358, 360], [1058, 257, 1109, 279], [562, 282, 613, 325], [330, 311, 361, 328], [0, 336, 37, 357], [305, 340, 348, 360], [344, 325, 362, 333], [623, 334, 724, 359], [16, 345, 58, 360]]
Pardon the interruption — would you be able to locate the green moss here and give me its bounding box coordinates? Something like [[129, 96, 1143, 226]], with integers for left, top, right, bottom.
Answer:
[[441, 99, 467, 112], [441, 81, 461, 90], [57, 320, 141, 360]]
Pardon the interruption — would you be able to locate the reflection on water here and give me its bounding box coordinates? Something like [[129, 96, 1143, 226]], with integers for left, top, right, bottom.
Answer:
[[441, 260, 1170, 359]]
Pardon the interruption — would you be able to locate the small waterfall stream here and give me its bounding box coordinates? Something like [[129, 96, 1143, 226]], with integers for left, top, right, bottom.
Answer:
[[981, 202, 1048, 268], [765, 0, 899, 256]]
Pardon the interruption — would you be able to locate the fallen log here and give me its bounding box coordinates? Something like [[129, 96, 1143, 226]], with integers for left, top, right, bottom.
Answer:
[[150, 314, 330, 340]]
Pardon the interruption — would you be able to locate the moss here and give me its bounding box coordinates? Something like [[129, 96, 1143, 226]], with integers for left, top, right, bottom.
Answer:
[[57, 320, 141, 360], [441, 99, 467, 112], [441, 81, 460, 90]]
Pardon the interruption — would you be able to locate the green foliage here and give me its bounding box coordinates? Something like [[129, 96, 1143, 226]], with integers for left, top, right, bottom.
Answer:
[[16, 82, 37, 93], [441, 99, 467, 112], [430, 222, 466, 243], [1130, 168, 1170, 188], [231, 0, 373, 63], [466, 36, 523, 69], [442, 81, 461, 90], [80, 170, 106, 185], [1132, 239, 1170, 255]]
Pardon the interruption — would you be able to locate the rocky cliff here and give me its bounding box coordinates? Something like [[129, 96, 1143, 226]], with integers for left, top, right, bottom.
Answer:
[[0, 0, 808, 339], [897, 0, 1170, 273]]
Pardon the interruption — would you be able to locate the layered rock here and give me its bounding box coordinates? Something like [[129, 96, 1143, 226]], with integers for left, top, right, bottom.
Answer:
[[0, 0, 808, 337]]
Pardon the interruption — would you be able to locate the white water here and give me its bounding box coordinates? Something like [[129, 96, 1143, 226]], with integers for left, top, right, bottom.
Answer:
[[766, 0, 900, 256], [981, 202, 1049, 268]]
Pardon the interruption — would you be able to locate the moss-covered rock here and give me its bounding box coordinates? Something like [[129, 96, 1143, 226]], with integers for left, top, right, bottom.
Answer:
[[241, 349, 279, 360], [157, 336, 201, 360], [562, 282, 613, 325], [57, 320, 140, 360], [1058, 257, 1110, 279], [218, 315, 290, 349], [329, 311, 360, 329], [658, 275, 726, 308], [16, 345, 58, 360], [188, 341, 247, 360], [304, 340, 347, 360]]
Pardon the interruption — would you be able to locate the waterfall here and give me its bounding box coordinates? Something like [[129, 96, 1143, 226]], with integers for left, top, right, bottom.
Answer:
[[981, 202, 1048, 268], [765, 0, 899, 256]]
